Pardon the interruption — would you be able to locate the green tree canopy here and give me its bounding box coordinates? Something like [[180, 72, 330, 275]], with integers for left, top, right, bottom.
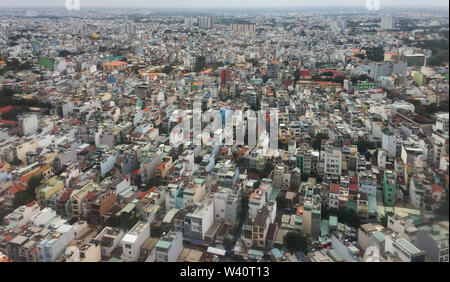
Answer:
[[283, 231, 308, 253], [13, 191, 34, 209], [27, 174, 44, 195]]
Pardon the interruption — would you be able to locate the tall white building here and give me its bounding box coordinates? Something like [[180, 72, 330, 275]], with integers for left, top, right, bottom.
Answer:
[[19, 114, 38, 136], [371, 61, 407, 79], [213, 187, 240, 224], [380, 15, 394, 30], [198, 16, 212, 29], [435, 113, 449, 135]]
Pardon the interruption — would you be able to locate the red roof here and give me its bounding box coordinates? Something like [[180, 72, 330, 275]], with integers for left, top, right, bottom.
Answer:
[[330, 183, 340, 194], [26, 201, 37, 207], [349, 183, 358, 192], [432, 184, 445, 193], [60, 189, 74, 202], [137, 190, 151, 199], [0, 106, 14, 114], [8, 183, 27, 194], [0, 120, 18, 125], [322, 69, 344, 76], [85, 191, 95, 200]]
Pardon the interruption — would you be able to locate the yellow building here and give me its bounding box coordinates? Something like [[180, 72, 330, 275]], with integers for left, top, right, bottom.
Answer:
[[37, 176, 64, 206]]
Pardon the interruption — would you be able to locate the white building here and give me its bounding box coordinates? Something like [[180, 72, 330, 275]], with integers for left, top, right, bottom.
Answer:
[[384, 233, 425, 262], [184, 195, 214, 241], [19, 114, 38, 136], [380, 15, 394, 30], [3, 201, 40, 232], [93, 226, 125, 258], [434, 113, 449, 135], [37, 224, 75, 262], [120, 221, 151, 262], [155, 231, 183, 262], [213, 187, 240, 224]]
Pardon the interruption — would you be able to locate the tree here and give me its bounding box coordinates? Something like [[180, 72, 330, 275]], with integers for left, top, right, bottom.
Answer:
[[151, 225, 164, 237], [27, 174, 43, 195], [353, 140, 377, 153], [276, 195, 288, 211], [223, 237, 234, 250], [105, 213, 140, 231], [260, 162, 274, 179], [104, 214, 121, 228], [283, 231, 308, 253], [312, 133, 329, 150], [366, 47, 384, 62], [162, 65, 174, 74], [337, 207, 360, 228], [146, 177, 162, 189], [13, 191, 34, 209]]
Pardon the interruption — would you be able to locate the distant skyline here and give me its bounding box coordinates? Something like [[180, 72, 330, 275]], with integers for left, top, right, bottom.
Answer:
[[0, 0, 448, 8]]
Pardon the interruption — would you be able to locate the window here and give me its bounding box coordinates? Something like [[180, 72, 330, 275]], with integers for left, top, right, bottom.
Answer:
[[125, 244, 132, 249]]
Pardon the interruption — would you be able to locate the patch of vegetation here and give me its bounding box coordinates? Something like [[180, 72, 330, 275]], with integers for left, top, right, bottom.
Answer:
[[283, 231, 308, 253]]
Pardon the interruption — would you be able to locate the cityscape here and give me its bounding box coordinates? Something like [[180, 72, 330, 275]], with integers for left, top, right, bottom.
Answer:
[[0, 0, 449, 265]]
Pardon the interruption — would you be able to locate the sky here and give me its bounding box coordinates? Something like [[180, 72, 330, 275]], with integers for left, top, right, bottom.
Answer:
[[0, 0, 448, 8]]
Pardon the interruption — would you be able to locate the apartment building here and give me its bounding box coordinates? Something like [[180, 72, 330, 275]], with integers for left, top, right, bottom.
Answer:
[[155, 231, 183, 262], [120, 221, 150, 262]]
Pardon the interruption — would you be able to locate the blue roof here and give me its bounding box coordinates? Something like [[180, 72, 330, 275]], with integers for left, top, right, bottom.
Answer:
[[294, 251, 311, 262], [270, 248, 283, 259]]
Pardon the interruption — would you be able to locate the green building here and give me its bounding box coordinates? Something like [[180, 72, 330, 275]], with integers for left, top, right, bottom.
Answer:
[[383, 170, 396, 207], [296, 154, 304, 170], [404, 54, 425, 67], [413, 72, 424, 87], [37, 57, 54, 70], [355, 81, 375, 90]]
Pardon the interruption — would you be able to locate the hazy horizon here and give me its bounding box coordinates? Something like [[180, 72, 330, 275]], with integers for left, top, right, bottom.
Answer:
[[0, 0, 448, 9]]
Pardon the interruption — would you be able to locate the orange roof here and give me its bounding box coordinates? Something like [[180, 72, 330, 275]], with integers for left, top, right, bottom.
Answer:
[[19, 174, 32, 185], [296, 206, 304, 217], [0, 60, 6, 64], [8, 183, 26, 194], [201, 68, 213, 74], [104, 61, 127, 67], [149, 73, 159, 79], [432, 184, 445, 193]]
